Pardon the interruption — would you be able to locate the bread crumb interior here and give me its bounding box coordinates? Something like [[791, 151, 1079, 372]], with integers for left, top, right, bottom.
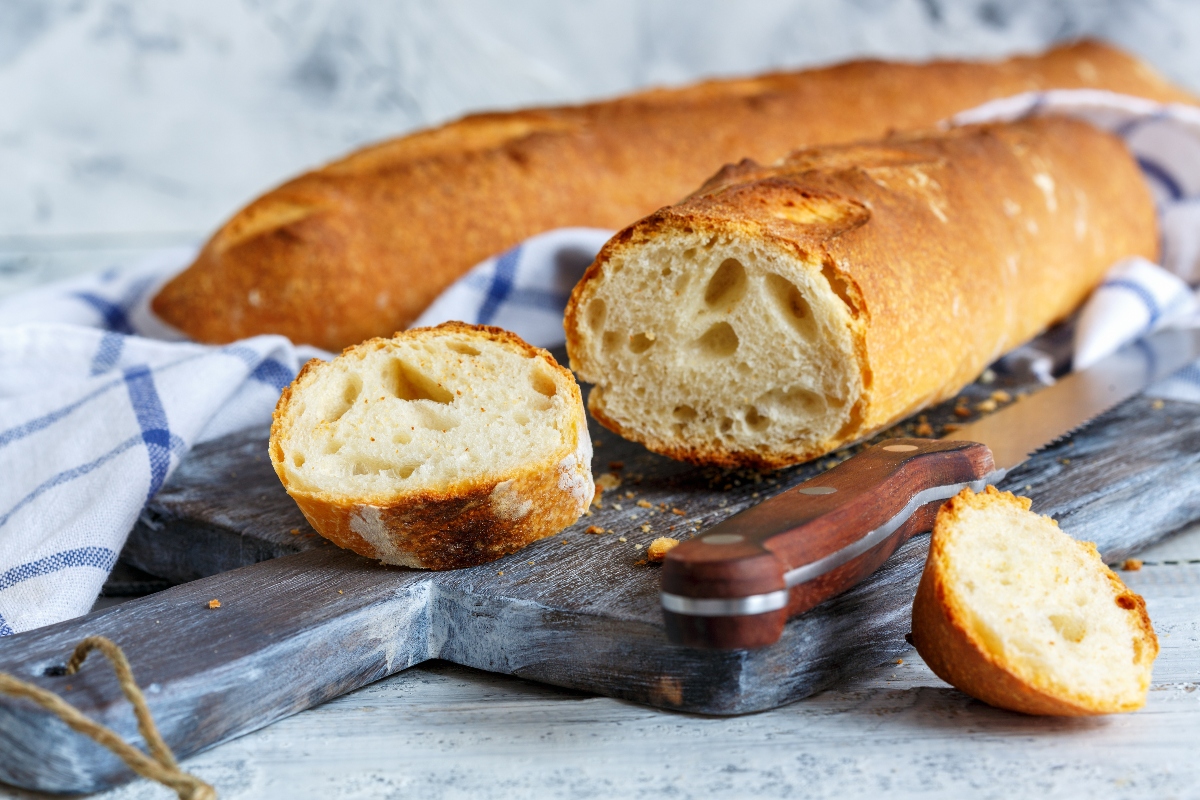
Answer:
[[279, 331, 573, 498], [943, 497, 1151, 706], [577, 232, 859, 459]]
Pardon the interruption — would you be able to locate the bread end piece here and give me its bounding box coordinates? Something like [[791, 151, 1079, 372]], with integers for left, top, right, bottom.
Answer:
[[911, 486, 1158, 715], [270, 322, 594, 569]]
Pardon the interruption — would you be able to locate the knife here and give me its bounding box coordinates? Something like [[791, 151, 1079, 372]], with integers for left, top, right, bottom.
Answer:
[[661, 326, 1200, 649]]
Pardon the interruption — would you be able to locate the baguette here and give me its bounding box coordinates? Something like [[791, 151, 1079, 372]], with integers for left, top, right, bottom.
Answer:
[[152, 41, 1194, 351], [563, 117, 1157, 469], [911, 486, 1157, 715], [269, 322, 593, 569]]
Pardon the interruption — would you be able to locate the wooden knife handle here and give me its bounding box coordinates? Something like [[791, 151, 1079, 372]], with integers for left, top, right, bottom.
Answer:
[[661, 438, 995, 649]]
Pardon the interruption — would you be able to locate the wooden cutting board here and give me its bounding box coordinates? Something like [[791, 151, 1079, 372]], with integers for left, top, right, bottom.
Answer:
[[2, 353, 1199, 793]]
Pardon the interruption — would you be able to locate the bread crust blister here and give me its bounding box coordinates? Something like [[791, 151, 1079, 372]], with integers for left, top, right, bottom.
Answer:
[[911, 486, 1159, 716], [270, 322, 594, 570]]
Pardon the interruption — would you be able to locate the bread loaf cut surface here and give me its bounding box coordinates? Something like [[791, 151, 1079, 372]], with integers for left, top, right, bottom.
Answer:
[[911, 486, 1157, 715], [564, 117, 1157, 469], [151, 41, 1195, 351], [269, 322, 593, 569]]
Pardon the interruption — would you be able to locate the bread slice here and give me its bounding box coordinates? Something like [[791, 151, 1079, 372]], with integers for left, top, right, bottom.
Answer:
[[564, 117, 1157, 469], [150, 42, 1196, 352], [911, 486, 1158, 715], [269, 322, 594, 569]]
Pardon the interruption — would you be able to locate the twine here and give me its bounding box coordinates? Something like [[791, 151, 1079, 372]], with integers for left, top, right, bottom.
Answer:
[[0, 636, 215, 800]]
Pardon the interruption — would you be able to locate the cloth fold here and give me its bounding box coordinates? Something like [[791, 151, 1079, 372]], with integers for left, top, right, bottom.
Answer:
[[3, 90, 1200, 635]]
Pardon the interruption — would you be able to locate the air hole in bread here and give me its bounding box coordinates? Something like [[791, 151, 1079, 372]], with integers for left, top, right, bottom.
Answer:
[[324, 440, 343, 455], [395, 463, 419, 479], [757, 385, 826, 415], [1049, 613, 1088, 644], [628, 332, 656, 354], [765, 273, 816, 337], [413, 405, 459, 431], [585, 299, 607, 333], [352, 458, 394, 476], [448, 342, 481, 356], [719, 416, 734, 433], [513, 410, 530, 425], [292, 453, 305, 468], [696, 322, 739, 358], [322, 374, 363, 423], [602, 331, 621, 353], [673, 405, 698, 422], [744, 405, 770, 431], [821, 261, 860, 317], [384, 358, 454, 403], [703, 258, 748, 311], [392, 431, 412, 445], [530, 365, 558, 397]]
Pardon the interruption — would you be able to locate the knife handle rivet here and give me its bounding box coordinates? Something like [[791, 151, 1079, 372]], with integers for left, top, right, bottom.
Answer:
[[797, 486, 837, 495], [702, 534, 745, 545], [883, 444, 918, 452]]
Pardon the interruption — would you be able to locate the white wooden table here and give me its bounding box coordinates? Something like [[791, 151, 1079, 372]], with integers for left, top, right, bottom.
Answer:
[[0, 524, 1194, 800]]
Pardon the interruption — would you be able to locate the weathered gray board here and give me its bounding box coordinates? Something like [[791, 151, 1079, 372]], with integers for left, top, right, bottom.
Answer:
[[1, 366, 1199, 793]]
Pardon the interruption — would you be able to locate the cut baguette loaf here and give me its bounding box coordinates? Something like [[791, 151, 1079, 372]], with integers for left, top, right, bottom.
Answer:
[[151, 41, 1195, 351], [564, 117, 1157, 469], [269, 322, 593, 569], [911, 486, 1158, 715]]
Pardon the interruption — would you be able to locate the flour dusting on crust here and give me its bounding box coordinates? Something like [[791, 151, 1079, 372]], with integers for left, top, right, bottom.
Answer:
[[350, 505, 420, 567], [558, 434, 595, 512], [490, 479, 533, 521]]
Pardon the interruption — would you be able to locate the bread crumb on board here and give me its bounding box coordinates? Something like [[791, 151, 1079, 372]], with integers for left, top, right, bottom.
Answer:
[[647, 538, 681, 562], [207, 599, 221, 609], [595, 472, 621, 490], [585, 525, 605, 535], [1121, 558, 1143, 571]]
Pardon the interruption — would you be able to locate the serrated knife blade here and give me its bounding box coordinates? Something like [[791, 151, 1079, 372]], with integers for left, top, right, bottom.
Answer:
[[944, 326, 1200, 474]]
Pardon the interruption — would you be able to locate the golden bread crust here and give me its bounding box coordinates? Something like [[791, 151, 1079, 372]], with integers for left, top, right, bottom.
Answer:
[[269, 322, 593, 569], [565, 117, 1157, 469], [911, 486, 1159, 715], [152, 41, 1194, 351]]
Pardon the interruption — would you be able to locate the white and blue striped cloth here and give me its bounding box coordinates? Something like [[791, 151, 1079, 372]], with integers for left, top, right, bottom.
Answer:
[[2, 90, 1200, 636]]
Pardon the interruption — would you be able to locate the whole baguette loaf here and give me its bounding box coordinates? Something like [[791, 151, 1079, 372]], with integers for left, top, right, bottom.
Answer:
[[269, 322, 593, 569], [564, 117, 1157, 469], [911, 486, 1157, 715], [152, 41, 1193, 351]]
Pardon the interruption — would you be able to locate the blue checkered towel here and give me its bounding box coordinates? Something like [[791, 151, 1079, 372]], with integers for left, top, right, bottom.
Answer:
[[1, 91, 1199, 636]]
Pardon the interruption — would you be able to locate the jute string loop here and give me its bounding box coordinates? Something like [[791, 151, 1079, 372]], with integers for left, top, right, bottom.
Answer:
[[0, 636, 215, 800]]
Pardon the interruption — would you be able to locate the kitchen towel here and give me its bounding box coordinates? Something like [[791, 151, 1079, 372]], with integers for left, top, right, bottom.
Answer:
[[2, 90, 1200, 635]]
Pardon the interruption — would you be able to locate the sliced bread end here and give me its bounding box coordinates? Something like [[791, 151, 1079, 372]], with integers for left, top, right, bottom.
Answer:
[[912, 486, 1158, 715], [270, 322, 594, 569]]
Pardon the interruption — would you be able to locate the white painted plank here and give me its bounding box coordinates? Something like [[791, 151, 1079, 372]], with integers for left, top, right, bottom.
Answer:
[[4, 565, 1195, 800]]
